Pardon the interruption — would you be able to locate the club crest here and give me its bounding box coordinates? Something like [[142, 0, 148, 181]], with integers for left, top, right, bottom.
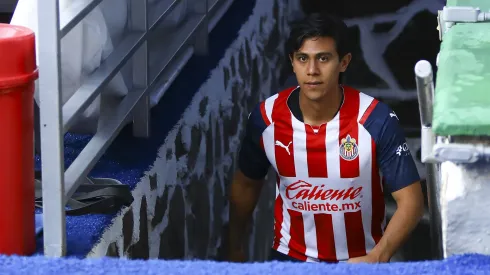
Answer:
[[339, 134, 359, 161]]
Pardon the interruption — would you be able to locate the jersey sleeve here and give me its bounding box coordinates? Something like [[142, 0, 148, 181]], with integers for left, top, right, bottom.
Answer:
[[362, 102, 421, 193], [237, 103, 271, 180]]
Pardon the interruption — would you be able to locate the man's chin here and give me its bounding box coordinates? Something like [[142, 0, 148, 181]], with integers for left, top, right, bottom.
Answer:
[[302, 91, 326, 102]]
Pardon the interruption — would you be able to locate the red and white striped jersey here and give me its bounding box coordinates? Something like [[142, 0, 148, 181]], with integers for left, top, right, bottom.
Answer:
[[238, 85, 420, 262]]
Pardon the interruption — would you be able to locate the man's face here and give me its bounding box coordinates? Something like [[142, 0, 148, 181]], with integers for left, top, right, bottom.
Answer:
[[290, 36, 351, 101]]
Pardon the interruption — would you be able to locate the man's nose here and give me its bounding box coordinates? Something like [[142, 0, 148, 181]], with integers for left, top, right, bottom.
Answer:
[[307, 60, 320, 75]]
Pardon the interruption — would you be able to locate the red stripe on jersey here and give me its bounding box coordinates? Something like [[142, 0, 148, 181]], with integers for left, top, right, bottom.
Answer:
[[260, 101, 271, 126], [370, 139, 384, 244], [287, 245, 309, 262], [359, 99, 378, 124], [305, 124, 328, 177], [314, 213, 337, 261], [272, 92, 296, 177], [339, 88, 360, 178], [287, 209, 307, 261], [344, 210, 367, 258]]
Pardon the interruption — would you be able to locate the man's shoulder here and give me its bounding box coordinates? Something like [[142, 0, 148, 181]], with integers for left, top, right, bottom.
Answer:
[[356, 91, 396, 125], [356, 91, 401, 143], [250, 86, 298, 123], [262, 86, 298, 104]]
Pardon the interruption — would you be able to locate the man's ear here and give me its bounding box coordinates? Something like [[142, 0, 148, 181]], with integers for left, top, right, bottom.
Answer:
[[340, 53, 352, 73]]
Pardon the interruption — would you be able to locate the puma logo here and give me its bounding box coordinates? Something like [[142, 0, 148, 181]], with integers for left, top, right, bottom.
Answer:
[[390, 112, 399, 120], [275, 140, 292, 155]]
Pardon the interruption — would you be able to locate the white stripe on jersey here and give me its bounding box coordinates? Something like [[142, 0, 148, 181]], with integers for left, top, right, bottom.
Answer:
[[264, 93, 277, 124], [291, 114, 318, 259]]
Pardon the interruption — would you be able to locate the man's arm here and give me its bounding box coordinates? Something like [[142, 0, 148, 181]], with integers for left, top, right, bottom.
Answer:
[[368, 181, 424, 263], [351, 103, 424, 263], [228, 104, 271, 262], [228, 170, 264, 261]]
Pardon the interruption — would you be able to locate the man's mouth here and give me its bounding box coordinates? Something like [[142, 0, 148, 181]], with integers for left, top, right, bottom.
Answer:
[[305, 81, 323, 85]]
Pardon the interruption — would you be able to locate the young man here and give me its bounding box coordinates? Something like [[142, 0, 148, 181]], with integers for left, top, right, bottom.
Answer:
[[228, 13, 424, 263]]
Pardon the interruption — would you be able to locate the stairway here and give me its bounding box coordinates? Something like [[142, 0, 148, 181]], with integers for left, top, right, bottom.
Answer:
[[13, 0, 250, 258]]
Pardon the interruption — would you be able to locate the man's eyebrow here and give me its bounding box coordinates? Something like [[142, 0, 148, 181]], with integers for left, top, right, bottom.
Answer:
[[295, 51, 334, 57]]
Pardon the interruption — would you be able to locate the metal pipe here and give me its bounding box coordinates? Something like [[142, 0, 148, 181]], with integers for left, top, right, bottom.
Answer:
[[414, 60, 443, 260], [424, 163, 443, 259], [415, 60, 434, 127], [38, 0, 67, 257]]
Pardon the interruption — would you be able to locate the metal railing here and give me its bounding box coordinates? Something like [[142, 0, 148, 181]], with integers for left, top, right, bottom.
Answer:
[[36, 0, 234, 257]]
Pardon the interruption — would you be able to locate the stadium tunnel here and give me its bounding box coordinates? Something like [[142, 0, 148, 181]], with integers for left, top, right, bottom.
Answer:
[[0, 0, 437, 263]]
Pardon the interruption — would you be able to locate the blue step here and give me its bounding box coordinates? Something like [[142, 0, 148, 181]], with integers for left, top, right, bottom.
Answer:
[[0, 253, 489, 274]]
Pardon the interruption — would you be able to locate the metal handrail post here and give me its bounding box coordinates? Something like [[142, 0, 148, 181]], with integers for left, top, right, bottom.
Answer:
[[130, 0, 150, 138], [414, 60, 443, 260], [37, 0, 67, 257], [194, 0, 209, 55]]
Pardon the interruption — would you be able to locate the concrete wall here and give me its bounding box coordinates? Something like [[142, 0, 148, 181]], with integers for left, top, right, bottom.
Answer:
[[87, 0, 298, 261]]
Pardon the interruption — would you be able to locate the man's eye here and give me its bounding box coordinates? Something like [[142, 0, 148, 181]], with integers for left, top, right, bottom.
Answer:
[[297, 56, 307, 62], [319, 56, 329, 62]]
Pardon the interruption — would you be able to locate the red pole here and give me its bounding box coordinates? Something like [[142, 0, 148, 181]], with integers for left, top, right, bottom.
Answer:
[[0, 23, 38, 256]]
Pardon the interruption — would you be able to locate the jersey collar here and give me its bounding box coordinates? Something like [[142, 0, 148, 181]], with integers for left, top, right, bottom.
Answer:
[[287, 86, 345, 123]]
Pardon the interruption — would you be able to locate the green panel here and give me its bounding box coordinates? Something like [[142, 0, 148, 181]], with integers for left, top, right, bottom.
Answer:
[[446, 0, 490, 10], [433, 0, 490, 136]]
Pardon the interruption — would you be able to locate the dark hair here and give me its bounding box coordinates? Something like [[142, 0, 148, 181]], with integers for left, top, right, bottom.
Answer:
[[286, 13, 351, 60]]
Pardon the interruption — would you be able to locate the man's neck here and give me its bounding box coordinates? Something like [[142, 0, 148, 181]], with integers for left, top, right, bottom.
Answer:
[[299, 85, 343, 126]]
